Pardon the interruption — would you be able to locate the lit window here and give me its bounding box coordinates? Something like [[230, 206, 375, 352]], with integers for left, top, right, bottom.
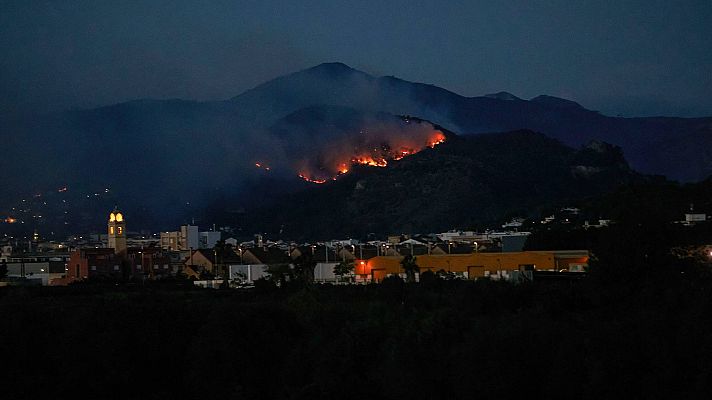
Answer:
[[116, 213, 123, 222], [117, 227, 123, 235], [109, 226, 115, 235]]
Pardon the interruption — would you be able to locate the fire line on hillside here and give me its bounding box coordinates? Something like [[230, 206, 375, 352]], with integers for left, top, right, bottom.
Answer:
[[297, 130, 446, 184]]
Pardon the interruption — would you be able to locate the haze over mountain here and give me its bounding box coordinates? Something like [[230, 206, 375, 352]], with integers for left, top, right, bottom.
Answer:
[[231, 130, 643, 240], [2, 62, 711, 234]]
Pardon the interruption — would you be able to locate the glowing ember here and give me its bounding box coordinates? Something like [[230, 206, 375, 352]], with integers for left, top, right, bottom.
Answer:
[[298, 174, 327, 184], [255, 162, 271, 171], [352, 156, 388, 167], [5, 217, 16, 224], [338, 164, 349, 174]]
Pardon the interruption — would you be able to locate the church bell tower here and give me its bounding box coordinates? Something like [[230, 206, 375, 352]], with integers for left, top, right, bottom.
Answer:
[[108, 208, 127, 256]]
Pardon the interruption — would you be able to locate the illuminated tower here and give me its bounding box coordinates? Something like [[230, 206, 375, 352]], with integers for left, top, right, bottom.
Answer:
[[108, 208, 127, 256]]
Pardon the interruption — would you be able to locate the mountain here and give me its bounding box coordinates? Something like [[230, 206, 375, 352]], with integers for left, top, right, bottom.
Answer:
[[226, 63, 712, 181], [2, 62, 711, 234], [233, 130, 644, 240]]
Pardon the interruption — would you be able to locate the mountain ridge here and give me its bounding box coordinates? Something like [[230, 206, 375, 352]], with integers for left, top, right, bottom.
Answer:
[[3, 62, 712, 234]]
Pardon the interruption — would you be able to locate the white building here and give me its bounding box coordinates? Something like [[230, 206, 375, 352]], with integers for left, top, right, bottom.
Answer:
[[199, 231, 221, 249]]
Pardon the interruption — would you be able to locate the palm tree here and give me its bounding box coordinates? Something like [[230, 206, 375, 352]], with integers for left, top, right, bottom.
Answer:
[[400, 255, 419, 283]]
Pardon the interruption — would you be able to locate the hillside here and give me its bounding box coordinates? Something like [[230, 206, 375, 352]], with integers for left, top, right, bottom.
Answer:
[[3, 62, 711, 234], [234, 130, 643, 239]]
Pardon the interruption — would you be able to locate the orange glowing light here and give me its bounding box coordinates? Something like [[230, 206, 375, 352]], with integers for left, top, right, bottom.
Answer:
[[356, 260, 369, 275], [351, 156, 388, 167], [255, 163, 262, 168], [296, 129, 445, 183], [427, 131, 446, 148], [5, 217, 17, 224], [298, 174, 327, 184]]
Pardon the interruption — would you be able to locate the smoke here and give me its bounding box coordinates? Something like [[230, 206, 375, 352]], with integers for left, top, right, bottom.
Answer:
[[276, 115, 444, 182]]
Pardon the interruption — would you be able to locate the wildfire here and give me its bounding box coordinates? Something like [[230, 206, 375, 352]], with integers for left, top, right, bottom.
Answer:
[[297, 129, 446, 184], [393, 147, 415, 161], [351, 156, 388, 167], [298, 173, 327, 184], [427, 131, 446, 148]]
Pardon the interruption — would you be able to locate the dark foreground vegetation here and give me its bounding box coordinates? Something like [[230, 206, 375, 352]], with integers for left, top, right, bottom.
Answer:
[[2, 254, 712, 399]]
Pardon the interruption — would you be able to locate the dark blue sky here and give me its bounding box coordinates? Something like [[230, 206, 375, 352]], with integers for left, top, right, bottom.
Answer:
[[2, 0, 711, 117]]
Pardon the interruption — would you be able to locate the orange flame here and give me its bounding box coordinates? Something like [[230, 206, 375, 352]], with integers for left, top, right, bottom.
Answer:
[[427, 131, 446, 148], [352, 156, 388, 167], [297, 129, 446, 183], [298, 173, 327, 184]]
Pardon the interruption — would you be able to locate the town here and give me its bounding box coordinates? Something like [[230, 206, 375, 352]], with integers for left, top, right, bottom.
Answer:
[[0, 206, 601, 287]]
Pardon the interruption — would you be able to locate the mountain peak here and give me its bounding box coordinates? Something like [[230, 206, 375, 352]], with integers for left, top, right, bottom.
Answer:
[[530, 95, 584, 109], [303, 62, 359, 75]]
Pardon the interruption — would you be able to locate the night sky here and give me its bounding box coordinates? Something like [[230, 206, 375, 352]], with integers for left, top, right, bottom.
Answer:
[[1, 0, 711, 117]]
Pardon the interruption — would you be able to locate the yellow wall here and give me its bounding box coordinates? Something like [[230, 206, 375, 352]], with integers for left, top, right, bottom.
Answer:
[[364, 251, 587, 280]]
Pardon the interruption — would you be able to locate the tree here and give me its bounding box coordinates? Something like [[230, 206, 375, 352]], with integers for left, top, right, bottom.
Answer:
[[293, 253, 317, 284], [333, 260, 354, 283], [400, 255, 419, 283], [266, 263, 294, 287]]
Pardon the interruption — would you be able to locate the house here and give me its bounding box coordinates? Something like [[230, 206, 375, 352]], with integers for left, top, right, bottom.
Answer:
[[126, 247, 172, 278], [230, 247, 292, 284], [184, 247, 242, 277], [53, 248, 122, 284]]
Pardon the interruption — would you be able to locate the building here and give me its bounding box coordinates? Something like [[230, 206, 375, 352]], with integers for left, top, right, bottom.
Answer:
[[199, 230, 221, 249], [107, 208, 127, 256], [5, 259, 67, 285], [60, 248, 122, 282], [357, 250, 589, 282], [684, 213, 707, 226], [160, 225, 199, 251], [183, 247, 241, 277], [229, 247, 292, 284], [127, 247, 172, 278]]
